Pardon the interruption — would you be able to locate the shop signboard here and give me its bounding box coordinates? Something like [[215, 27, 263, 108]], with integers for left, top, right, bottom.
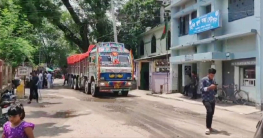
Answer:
[[231, 60, 256, 66], [185, 55, 193, 61], [189, 10, 222, 35], [18, 66, 28, 76]]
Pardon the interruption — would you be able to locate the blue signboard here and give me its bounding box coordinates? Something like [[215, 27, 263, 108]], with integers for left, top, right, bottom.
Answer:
[[189, 10, 221, 35]]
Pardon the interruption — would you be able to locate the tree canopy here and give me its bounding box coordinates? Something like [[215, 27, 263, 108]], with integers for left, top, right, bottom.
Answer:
[[17, 0, 114, 52], [117, 0, 161, 58]]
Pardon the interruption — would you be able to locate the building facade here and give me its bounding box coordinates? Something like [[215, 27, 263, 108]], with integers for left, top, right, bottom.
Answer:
[[135, 24, 172, 93], [169, 0, 262, 106]]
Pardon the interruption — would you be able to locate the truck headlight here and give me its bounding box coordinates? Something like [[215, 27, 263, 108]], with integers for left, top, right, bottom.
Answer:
[[99, 82, 105, 86], [127, 82, 132, 86]]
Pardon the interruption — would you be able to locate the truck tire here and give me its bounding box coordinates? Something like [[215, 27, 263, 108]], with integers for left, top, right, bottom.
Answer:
[[84, 80, 91, 94], [91, 81, 99, 97], [121, 91, 129, 97]]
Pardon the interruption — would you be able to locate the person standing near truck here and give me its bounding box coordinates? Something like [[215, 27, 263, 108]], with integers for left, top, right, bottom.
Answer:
[[47, 72, 52, 88]]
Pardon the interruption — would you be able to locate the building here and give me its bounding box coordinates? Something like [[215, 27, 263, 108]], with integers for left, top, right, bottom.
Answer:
[[168, 0, 263, 107], [135, 23, 172, 93]]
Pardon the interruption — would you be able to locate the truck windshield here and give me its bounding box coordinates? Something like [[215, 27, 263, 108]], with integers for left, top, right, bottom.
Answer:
[[100, 55, 131, 67]]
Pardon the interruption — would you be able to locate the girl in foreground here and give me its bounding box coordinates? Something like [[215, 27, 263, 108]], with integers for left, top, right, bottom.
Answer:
[[2, 104, 35, 138]]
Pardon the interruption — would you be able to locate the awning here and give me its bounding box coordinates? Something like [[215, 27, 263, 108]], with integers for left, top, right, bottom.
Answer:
[[170, 29, 257, 50], [170, 52, 234, 64], [135, 51, 171, 62], [46, 67, 54, 72]]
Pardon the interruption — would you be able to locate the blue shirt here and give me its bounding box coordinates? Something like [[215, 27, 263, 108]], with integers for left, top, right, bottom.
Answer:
[[200, 76, 217, 102]]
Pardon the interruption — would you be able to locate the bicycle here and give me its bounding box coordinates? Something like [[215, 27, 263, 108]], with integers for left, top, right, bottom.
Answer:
[[216, 84, 249, 105]]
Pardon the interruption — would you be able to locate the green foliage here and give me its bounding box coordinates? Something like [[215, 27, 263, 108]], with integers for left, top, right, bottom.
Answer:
[[17, 0, 114, 51], [0, 0, 35, 67], [117, 0, 161, 58]]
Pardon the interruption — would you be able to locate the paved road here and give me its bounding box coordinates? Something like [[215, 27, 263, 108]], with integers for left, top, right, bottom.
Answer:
[[15, 79, 259, 138]]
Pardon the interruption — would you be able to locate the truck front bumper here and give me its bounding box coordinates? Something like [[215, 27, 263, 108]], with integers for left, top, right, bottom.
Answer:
[[98, 81, 132, 93]]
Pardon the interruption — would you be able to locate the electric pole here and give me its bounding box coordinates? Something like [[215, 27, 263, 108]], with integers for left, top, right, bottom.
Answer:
[[111, 0, 118, 42]]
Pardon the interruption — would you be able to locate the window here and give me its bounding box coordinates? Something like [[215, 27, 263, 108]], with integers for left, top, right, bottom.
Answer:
[[140, 41, 144, 56], [100, 56, 111, 62], [119, 56, 129, 63], [205, 4, 211, 14], [179, 15, 189, 36], [167, 31, 171, 50], [242, 66, 255, 87], [151, 36, 156, 53], [191, 11, 197, 19], [228, 0, 254, 22]]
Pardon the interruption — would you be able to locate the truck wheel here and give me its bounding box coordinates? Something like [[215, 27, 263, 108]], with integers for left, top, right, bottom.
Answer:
[[84, 80, 91, 94], [121, 91, 129, 97], [91, 81, 99, 97]]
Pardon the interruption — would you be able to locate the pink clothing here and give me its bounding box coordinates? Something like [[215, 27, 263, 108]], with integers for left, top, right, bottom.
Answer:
[[3, 121, 34, 138]]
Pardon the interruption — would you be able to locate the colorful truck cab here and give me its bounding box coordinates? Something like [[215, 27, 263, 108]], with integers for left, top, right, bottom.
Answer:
[[67, 42, 134, 97]]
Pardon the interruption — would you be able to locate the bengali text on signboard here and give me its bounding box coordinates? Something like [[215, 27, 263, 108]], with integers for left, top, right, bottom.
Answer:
[[189, 10, 222, 35]]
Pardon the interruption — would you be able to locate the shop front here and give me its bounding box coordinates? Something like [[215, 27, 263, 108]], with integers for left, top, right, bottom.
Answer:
[[151, 57, 170, 93], [229, 58, 256, 102]]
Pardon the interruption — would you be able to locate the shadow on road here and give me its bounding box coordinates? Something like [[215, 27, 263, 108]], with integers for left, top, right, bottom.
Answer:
[[26, 110, 91, 119], [34, 123, 72, 137], [211, 129, 231, 136]]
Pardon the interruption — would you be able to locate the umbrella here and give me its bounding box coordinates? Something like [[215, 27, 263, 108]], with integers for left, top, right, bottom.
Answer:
[[46, 67, 54, 72]]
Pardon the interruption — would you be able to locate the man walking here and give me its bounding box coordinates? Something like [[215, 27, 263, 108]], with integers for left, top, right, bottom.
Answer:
[[38, 71, 43, 89], [200, 68, 217, 135]]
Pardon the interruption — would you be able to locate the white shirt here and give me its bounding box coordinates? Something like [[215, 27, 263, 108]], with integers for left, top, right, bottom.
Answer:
[[47, 73, 52, 82], [38, 73, 43, 81]]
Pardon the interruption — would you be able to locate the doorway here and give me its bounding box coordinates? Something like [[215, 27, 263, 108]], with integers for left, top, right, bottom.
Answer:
[[140, 62, 150, 90], [178, 64, 183, 93], [223, 61, 234, 85]]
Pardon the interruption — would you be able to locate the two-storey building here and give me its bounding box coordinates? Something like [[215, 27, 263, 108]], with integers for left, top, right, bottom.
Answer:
[[135, 23, 172, 93], [168, 0, 261, 106]]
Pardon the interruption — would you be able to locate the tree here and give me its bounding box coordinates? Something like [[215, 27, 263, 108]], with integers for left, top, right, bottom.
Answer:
[[117, 0, 161, 58], [0, 0, 36, 67], [36, 20, 79, 68], [17, 0, 114, 52]]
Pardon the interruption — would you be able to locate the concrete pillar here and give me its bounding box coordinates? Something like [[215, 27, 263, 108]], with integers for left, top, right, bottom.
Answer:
[[212, 61, 223, 87], [170, 64, 178, 93], [171, 8, 179, 47], [234, 66, 240, 86], [255, 0, 263, 109], [149, 61, 153, 91], [198, 62, 211, 79]]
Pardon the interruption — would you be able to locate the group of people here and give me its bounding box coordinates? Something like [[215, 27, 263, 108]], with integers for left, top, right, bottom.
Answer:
[[28, 71, 53, 104]]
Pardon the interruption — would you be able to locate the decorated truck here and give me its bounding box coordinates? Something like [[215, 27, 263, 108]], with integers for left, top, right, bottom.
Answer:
[[67, 42, 134, 97]]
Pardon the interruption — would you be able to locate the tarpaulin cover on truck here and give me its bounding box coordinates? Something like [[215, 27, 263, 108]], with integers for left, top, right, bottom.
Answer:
[[67, 45, 95, 64]]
